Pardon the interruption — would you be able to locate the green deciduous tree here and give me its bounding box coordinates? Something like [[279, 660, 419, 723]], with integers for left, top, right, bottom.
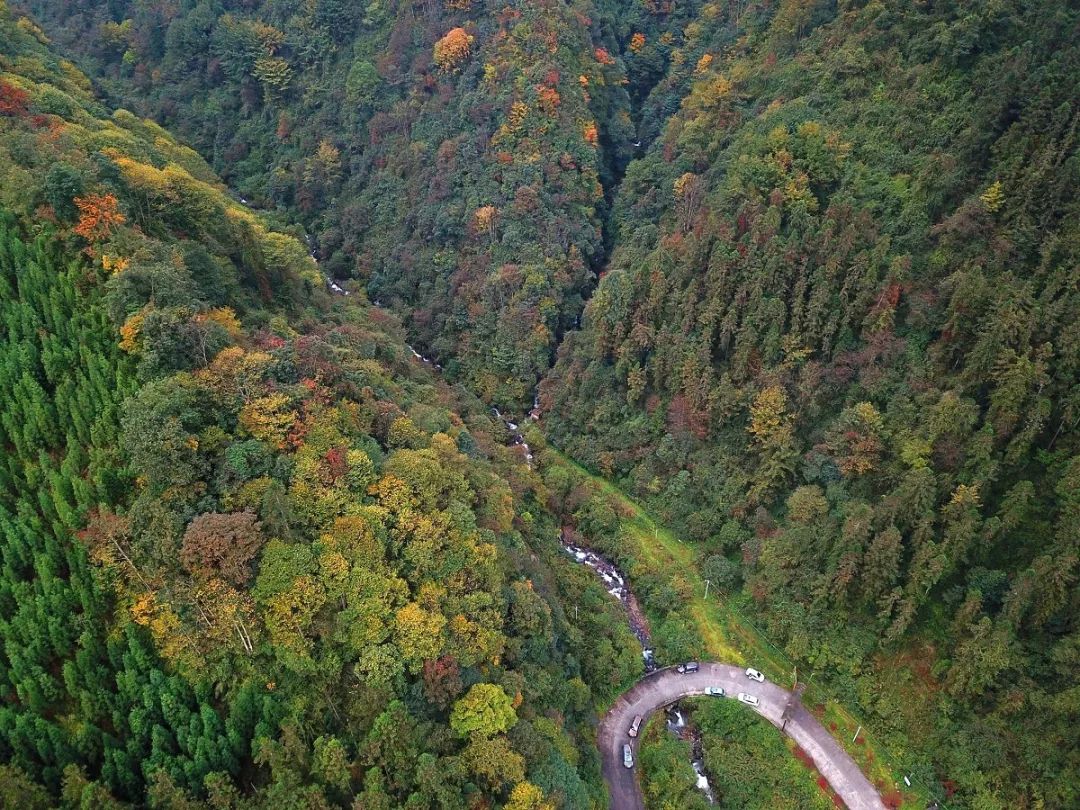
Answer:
[[450, 683, 517, 738]]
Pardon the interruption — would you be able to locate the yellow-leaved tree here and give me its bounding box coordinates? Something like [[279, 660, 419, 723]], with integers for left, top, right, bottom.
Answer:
[[506, 782, 555, 810], [747, 385, 799, 502], [239, 393, 296, 448]]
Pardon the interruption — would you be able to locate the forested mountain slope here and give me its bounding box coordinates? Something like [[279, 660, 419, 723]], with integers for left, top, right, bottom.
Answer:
[[541, 2, 1080, 807], [9, 0, 1080, 807], [19, 0, 773, 410], [0, 5, 637, 805], [22, 0, 633, 407]]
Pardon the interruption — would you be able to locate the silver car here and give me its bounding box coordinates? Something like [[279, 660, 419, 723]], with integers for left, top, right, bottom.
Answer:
[[623, 743, 634, 768], [704, 686, 725, 697]]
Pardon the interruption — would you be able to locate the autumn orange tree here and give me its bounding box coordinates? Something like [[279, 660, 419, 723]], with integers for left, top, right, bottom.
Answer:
[[433, 26, 473, 71], [0, 81, 29, 116], [72, 193, 124, 242]]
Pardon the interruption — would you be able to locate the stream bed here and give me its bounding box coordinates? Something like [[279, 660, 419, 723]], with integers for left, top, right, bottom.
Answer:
[[492, 408, 533, 467], [559, 534, 656, 671], [667, 707, 716, 803], [560, 535, 713, 802]]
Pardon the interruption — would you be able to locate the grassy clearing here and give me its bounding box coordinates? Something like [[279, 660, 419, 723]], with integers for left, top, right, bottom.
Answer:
[[545, 446, 924, 809]]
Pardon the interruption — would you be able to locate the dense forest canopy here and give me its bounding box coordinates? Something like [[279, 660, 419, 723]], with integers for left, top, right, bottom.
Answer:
[[22, 0, 624, 407], [18, 0, 772, 409], [541, 2, 1080, 807], [3, 0, 1079, 807], [0, 3, 645, 806]]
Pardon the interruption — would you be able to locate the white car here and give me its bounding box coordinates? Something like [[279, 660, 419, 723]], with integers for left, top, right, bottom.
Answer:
[[745, 667, 765, 682], [704, 686, 725, 697], [737, 692, 760, 707], [623, 743, 634, 768]]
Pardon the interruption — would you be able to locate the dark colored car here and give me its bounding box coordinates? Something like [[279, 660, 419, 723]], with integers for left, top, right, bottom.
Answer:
[[677, 661, 699, 674]]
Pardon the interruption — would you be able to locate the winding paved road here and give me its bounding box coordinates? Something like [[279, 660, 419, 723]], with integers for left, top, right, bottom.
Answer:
[[598, 663, 886, 810]]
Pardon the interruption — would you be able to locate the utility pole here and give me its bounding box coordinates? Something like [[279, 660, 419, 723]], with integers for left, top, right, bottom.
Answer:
[[703, 579, 710, 600], [852, 725, 861, 744]]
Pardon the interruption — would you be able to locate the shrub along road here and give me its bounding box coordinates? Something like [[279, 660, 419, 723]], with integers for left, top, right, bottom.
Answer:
[[598, 663, 886, 810]]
